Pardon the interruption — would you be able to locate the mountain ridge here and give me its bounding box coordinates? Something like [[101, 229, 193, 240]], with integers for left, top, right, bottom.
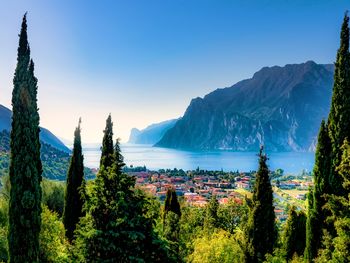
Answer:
[[0, 104, 70, 152], [156, 61, 334, 152], [128, 118, 179, 144]]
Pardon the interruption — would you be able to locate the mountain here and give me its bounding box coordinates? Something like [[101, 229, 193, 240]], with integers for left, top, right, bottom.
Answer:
[[0, 130, 95, 180], [0, 104, 69, 152], [128, 118, 179, 144], [156, 61, 334, 152]]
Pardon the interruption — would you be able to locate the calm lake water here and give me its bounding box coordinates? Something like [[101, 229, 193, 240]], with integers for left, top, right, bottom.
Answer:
[[82, 144, 315, 174]]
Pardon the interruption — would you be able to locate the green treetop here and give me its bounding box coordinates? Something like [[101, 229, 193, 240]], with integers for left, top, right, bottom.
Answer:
[[244, 146, 276, 263], [328, 12, 350, 196], [100, 114, 114, 169]]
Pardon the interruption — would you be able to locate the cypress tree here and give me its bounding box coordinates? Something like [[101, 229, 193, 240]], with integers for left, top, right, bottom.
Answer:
[[164, 188, 181, 218], [283, 206, 306, 260], [74, 115, 172, 262], [63, 119, 86, 241], [305, 120, 332, 261], [100, 114, 114, 169], [328, 12, 350, 196], [244, 146, 276, 263], [8, 14, 42, 263]]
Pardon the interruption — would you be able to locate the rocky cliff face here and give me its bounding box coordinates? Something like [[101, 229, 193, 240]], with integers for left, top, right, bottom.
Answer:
[[156, 61, 334, 152]]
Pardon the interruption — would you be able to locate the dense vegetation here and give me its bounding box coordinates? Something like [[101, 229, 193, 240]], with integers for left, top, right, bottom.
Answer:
[[0, 11, 350, 263]]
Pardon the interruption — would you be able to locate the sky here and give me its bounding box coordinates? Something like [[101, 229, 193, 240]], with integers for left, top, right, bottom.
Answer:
[[0, 0, 349, 143]]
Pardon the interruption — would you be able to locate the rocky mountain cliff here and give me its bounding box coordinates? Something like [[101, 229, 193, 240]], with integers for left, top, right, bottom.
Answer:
[[128, 119, 178, 144], [156, 61, 334, 152]]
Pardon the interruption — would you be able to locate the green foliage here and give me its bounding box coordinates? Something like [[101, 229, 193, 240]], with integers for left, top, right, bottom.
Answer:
[[327, 12, 350, 197], [204, 195, 219, 230], [0, 129, 95, 180], [100, 114, 114, 169], [189, 229, 244, 263], [305, 120, 332, 261], [282, 206, 306, 260], [8, 14, 42, 263], [244, 147, 276, 263], [217, 199, 248, 234], [63, 120, 86, 241], [179, 205, 206, 260], [39, 206, 69, 262], [315, 139, 350, 262], [74, 115, 174, 262], [42, 179, 65, 217], [164, 188, 181, 217]]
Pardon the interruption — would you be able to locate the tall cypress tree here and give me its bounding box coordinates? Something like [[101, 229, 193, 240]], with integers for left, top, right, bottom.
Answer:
[[328, 12, 350, 196], [74, 115, 172, 262], [244, 147, 276, 263], [63, 119, 86, 241], [8, 14, 42, 263], [305, 120, 332, 261], [164, 188, 181, 218], [100, 114, 114, 169]]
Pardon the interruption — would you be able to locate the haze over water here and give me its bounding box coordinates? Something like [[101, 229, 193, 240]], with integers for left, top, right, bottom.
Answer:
[[83, 144, 315, 174]]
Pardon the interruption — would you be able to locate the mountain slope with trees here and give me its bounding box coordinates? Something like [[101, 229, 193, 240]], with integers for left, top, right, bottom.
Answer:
[[0, 104, 69, 153]]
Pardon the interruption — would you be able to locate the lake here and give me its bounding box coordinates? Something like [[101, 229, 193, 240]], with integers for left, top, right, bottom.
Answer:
[[82, 143, 315, 174]]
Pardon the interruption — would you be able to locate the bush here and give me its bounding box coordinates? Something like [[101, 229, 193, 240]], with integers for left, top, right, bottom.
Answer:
[[39, 206, 69, 262]]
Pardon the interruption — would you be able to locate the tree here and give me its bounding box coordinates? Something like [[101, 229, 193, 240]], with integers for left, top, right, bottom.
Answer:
[[39, 206, 69, 262], [100, 114, 114, 169], [283, 206, 306, 260], [63, 119, 86, 241], [328, 12, 350, 197], [244, 146, 276, 263], [316, 138, 350, 262], [189, 230, 244, 263], [74, 115, 173, 262], [305, 120, 332, 261], [204, 194, 219, 230], [164, 188, 181, 218], [8, 14, 42, 263]]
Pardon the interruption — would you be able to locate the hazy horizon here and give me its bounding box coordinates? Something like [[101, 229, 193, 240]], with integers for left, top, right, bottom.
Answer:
[[0, 0, 349, 143]]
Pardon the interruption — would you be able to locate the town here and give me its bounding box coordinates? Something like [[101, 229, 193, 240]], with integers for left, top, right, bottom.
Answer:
[[125, 166, 313, 222]]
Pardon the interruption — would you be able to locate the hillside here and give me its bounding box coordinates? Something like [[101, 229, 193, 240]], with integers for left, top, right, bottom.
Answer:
[[156, 61, 334, 151], [0, 104, 70, 152], [128, 118, 179, 144], [0, 130, 95, 180]]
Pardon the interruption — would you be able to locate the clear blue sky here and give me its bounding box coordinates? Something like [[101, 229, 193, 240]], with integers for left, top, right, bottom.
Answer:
[[0, 0, 349, 142]]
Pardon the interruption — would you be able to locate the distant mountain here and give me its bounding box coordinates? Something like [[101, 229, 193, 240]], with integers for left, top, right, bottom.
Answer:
[[128, 119, 179, 144], [0, 104, 69, 152], [0, 130, 94, 180], [156, 61, 334, 152]]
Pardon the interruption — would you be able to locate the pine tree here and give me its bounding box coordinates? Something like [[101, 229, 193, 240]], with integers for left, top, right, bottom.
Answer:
[[8, 14, 42, 263], [328, 12, 350, 196], [63, 119, 86, 241], [305, 120, 332, 261], [244, 146, 276, 263], [283, 206, 306, 260]]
